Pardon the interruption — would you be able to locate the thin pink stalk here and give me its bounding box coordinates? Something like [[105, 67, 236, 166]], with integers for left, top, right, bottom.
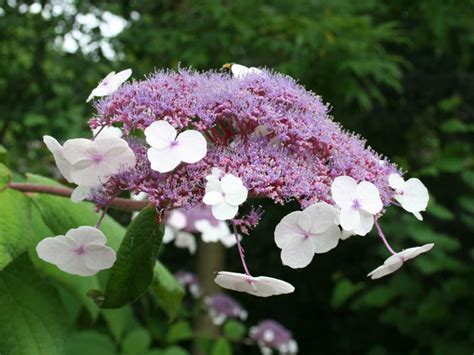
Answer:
[[232, 221, 252, 276], [374, 219, 398, 256]]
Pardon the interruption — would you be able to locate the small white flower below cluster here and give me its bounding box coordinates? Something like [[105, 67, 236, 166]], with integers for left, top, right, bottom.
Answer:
[[163, 210, 196, 254], [214, 271, 294, 297], [368, 243, 434, 279], [195, 219, 239, 248], [274, 202, 341, 269], [36, 226, 116, 276]]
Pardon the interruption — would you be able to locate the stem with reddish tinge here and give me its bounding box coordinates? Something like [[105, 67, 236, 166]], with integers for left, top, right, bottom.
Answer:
[[7, 183, 148, 212], [232, 221, 252, 276], [374, 219, 398, 256]]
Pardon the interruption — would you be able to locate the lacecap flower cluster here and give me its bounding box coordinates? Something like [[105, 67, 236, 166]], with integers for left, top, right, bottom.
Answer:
[[37, 65, 432, 297]]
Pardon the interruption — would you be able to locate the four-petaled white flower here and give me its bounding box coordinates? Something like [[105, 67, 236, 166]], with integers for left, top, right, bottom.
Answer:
[[195, 219, 239, 247], [226, 63, 263, 79], [62, 137, 136, 187], [368, 243, 434, 279], [86, 69, 132, 102], [389, 173, 429, 220], [92, 126, 123, 139], [36, 226, 116, 276], [331, 176, 383, 236], [274, 202, 341, 268], [144, 120, 207, 173], [214, 271, 295, 297], [203, 168, 248, 220], [163, 210, 197, 254]]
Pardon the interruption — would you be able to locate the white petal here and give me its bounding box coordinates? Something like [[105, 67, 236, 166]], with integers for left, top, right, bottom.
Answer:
[[195, 220, 220, 242], [339, 207, 360, 231], [111, 68, 132, 88], [36, 236, 77, 266], [312, 225, 341, 253], [220, 174, 248, 206], [398, 243, 434, 261], [303, 202, 338, 234], [230, 64, 263, 79], [331, 176, 357, 208], [274, 211, 303, 249], [203, 191, 224, 206], [356, 181, 383, 214], [175, 130, 207, 163], [65, 226, 107, 246], [168, 210, 187, 230], [43, 136, 73, 182], [83, 244, 116, 270], [388, 173, 405, 190], [62, 138, 91, 164], [57, 254, 98, 276], [93, 126, 123, 139], [71, 186, 92, 203], [214, 272, 294, 297], [280, 233, 316, 269], [144, 121, 177, 149], [341, 230, 354, 240], [147, 146, 181, 173], [367, 257, 403, 280], [352, 210, 374, 236], [212, 202, 239, 221], [205, 175, 222, 194], [163, 226, 175, 243], [413, 211, 423, 221], [397, 178, 429, 213], [174, 232, 196, 254]]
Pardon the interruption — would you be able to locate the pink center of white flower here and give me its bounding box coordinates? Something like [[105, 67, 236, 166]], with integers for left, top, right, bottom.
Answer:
[[93, 154, 104, 163], [352, 199, 361, 210], [74, 245, 86, 255]]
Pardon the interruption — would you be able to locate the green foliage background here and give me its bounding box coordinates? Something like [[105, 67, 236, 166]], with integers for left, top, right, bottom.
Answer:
[[0, 0, 473, 354]]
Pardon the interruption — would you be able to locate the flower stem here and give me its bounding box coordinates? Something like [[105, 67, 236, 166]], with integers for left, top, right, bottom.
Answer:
[[7, 183, 148, 212], [374, 219, 398, 256], [92, 125, 105, 141], [231, 221, 252, 276], [95, 196, 115, 228]]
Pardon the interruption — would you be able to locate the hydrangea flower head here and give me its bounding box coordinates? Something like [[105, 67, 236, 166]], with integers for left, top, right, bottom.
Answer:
[[249, 320, 298, 354], [204, 293, 247, 325]]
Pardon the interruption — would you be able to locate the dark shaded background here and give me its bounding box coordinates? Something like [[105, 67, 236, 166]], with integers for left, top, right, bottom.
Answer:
[[1, 1, 473, 354]]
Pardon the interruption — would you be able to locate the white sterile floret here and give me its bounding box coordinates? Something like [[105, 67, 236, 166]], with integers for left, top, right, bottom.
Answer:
[[92, 126, 123, 139], [36, 226, 116, 276], [70, 185, 94, 203], [195, 219, 239, 247], [389, 173, 429, 221], [203, 168, 248, 220], [214, 271, 295, 297], [367, 243, 434, 280], [62, 137, 136, 187], [274, 202, 341, 269], [43, 135, 73, 183], [163, 210, 196, 254], [86, 69, 132, 102], [145, 120, 207, 173], [229, 63, 263, 79], [331, 176, 383, 236]]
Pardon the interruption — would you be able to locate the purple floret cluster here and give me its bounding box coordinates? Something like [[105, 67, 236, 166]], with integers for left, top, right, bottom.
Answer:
[[90, 68, 398, 218]]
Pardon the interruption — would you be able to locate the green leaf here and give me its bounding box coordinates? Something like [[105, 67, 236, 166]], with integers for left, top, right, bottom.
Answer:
[[166, 321, 193, 343], [122, 328, 152, 355], [0, 163, 11, 189], [28, 204, 100, 320], [26, 174, 125, 250], [152, 261, 185, 320], [0, 145, 8, 165], [426, 199, 454, 220], [64, 331, 116, 355], [223, 320, 246, 341], [163, 346, 190, 355], [211, 339, 232, 355], [98, 206, 163, 308], [0, 255, 67, 355], [331, 278, 364, 308], [101, 307, 140, 342], [0, 188, 33, 270]]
